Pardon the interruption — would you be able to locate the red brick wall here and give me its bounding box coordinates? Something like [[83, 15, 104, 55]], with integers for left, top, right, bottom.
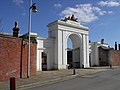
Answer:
[[0, 36, 37, 81], [109, 49, 120, 66], [21, 41, 37, 77]]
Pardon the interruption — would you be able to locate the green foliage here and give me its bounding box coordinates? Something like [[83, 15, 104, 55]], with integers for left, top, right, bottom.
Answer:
[[19, 33, 37, 43]]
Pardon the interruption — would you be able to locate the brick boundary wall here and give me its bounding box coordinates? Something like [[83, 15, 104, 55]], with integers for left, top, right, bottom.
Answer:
[[109, 49, 120, 66], [0, 36, 37, 81]]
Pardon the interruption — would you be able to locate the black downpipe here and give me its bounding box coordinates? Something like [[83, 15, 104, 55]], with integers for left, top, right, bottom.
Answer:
[[20, 39, 23, 78]]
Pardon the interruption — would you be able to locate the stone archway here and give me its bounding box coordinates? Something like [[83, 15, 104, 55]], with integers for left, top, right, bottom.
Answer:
[[48, 17, 90, 70]]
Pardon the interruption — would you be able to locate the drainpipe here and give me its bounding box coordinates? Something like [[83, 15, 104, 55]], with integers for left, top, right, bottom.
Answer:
[[20, 39, 24, 78]]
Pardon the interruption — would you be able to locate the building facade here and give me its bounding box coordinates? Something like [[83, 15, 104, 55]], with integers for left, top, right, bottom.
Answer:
[[89, 39, 110, 66]]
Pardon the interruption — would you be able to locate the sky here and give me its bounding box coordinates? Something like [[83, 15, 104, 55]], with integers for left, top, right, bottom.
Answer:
[[0, 0, 120, 47]]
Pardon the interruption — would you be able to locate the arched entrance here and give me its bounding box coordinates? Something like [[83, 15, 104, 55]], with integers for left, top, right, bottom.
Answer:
[[67, 34, 82, 68]]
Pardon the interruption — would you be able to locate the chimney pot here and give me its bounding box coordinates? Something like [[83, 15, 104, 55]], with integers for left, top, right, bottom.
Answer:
[[115, 42, 117, 50], [13, 21, 19, 37], [101, 39, 104, 44]]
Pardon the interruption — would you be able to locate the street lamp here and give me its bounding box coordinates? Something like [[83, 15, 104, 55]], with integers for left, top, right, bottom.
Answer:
[[27, 0, 37, 78]]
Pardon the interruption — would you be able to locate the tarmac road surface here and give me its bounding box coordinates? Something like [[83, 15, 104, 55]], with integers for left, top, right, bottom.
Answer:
[[25, 68, 120, 90]]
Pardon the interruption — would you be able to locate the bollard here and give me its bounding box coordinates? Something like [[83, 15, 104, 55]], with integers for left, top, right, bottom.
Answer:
[[10, 77, 16, 90], [110, 64, 112, 69], [73, 68, 75, 75]]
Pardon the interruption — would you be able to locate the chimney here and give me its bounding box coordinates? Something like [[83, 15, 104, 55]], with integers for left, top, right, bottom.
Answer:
[[118, 44, 120, 50], [13, 21, 19, 37], [101, 39, 104, 44], [89, 40, 91, 43], [115, 42, 117, 50]]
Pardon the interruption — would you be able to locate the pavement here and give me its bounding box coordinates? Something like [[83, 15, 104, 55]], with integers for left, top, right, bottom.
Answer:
[[0, 66, 119, 90]]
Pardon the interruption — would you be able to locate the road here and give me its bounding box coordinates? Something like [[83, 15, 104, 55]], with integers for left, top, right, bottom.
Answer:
[[26, 68, 120, 90]]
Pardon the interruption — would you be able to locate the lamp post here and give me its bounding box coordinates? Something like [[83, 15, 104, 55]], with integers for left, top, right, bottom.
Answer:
[[27, 0, 37, 78]]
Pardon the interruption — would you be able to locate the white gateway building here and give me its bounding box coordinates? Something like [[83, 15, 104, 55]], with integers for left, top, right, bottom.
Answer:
[[36, 16, 90, 71]]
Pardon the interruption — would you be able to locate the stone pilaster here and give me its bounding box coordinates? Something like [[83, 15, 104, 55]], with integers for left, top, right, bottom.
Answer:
[[82, 34, 89, 68]]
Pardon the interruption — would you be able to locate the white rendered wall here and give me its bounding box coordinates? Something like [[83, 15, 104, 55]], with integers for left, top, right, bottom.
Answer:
[[90, 43, 99, 66], [36, 37, 54, 71], [37, 38, 44, 71]]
